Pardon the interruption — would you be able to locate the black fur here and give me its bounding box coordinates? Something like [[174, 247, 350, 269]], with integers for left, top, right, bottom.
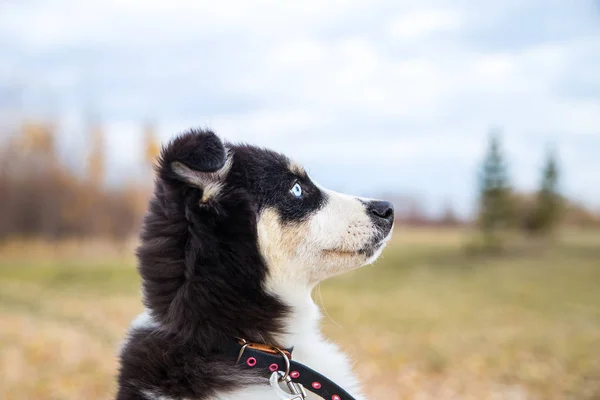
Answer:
[[227, 144, 326, 222], [117, 129, 326, 399], [159, 129, 227, 177]]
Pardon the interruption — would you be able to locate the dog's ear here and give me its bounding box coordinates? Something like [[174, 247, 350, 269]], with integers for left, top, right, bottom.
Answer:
[[157, 129, 231, 189]]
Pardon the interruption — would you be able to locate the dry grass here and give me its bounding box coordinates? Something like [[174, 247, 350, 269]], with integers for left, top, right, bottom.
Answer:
[[1, 230, 599, 399], [0, 237, 137, 265]]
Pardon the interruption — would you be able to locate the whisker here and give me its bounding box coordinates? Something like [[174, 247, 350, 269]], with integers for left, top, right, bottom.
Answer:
[[317, 283, 343, 329]]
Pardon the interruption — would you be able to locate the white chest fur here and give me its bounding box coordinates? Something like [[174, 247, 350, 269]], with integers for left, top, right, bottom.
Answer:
[[212, 291, 365, 400]]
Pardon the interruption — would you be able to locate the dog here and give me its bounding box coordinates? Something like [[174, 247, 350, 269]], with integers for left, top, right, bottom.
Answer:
[[116, 129, 394, 399]]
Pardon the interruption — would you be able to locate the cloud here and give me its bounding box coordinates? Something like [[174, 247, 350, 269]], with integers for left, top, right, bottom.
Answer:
[[387, 9, 463, 40], [1, 0, 600, 216]]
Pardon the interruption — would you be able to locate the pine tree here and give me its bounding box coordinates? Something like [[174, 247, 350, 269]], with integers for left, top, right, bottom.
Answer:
[[531, 149, 561, 234], [478, 131, 513, 247]]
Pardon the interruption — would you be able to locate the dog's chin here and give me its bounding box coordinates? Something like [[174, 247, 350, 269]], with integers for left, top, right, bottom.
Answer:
[[316, 233, 393, 280], [321, 248, 362, 257], [322, 235, 390, 260], [365, 232, 393, 264]]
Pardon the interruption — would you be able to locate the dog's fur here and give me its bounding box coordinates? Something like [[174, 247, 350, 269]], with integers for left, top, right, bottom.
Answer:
[[116, 129, 394, 399]]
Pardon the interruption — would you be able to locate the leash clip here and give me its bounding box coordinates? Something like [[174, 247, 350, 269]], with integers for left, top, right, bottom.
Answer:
[[269, 371, 307, 400], [236, 338, 306, 399]]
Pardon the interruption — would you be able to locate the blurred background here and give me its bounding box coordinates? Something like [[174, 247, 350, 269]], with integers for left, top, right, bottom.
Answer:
[[1, 1, 599, 399]]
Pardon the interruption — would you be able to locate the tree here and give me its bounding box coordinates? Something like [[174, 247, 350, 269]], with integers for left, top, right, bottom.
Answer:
[[144, 122, 160, 167], [19, 121, 56, 157], [440, 199, 459, 227], [87, 121, 105, 187], [478, 131, 513, 246], [530, 149, 562, 234]]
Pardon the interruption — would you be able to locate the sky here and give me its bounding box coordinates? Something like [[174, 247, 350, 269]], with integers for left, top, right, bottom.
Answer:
[[1, 0, 600, 217]]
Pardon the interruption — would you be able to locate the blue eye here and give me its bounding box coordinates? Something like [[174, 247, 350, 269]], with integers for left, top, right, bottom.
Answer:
[[290, 182, 302, 198]]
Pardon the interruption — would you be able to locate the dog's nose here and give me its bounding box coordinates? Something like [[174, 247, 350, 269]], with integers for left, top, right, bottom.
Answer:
[[368, 200, 394, 224]]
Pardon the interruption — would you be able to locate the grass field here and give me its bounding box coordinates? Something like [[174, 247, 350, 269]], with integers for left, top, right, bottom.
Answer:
[[1, 230, 599, 399]]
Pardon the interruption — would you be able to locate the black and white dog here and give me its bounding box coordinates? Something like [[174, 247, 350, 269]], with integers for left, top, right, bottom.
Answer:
[[117, 129, 394, 399]]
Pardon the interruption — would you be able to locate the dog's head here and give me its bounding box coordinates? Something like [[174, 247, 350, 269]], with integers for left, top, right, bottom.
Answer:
[[162, 130, 392, 283], [139, 129, 393, 342]]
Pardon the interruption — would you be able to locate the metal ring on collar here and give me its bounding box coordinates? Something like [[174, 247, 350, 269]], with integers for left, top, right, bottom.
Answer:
[[236, 338, 249, 363], [273, 347, 291, 382]]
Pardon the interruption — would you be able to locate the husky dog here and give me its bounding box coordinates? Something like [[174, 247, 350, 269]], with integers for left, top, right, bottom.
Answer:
[[117, 130, 394, 399]]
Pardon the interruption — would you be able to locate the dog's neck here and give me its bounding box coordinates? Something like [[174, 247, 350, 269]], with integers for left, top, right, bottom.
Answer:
[[266, 279, 321, 349], [265, 278, 365, 399]]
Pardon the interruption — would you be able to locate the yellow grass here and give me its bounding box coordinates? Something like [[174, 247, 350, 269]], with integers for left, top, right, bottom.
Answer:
[[1, 230, 599, 399]]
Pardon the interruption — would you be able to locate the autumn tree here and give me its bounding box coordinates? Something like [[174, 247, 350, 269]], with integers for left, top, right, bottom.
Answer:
[[19, 121, 56, 158], [144, 122, 160, 167], [87, 122, 105, 187]]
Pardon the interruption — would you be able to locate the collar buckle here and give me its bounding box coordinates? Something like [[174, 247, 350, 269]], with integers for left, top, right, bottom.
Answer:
[[236, 338, 292, 361]]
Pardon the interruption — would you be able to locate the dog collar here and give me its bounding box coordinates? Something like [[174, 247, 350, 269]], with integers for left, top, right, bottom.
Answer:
[[220, 338, 357, 400]]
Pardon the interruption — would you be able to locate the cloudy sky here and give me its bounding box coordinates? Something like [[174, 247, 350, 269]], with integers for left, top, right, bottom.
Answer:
[[1, 0, 600, 216]]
